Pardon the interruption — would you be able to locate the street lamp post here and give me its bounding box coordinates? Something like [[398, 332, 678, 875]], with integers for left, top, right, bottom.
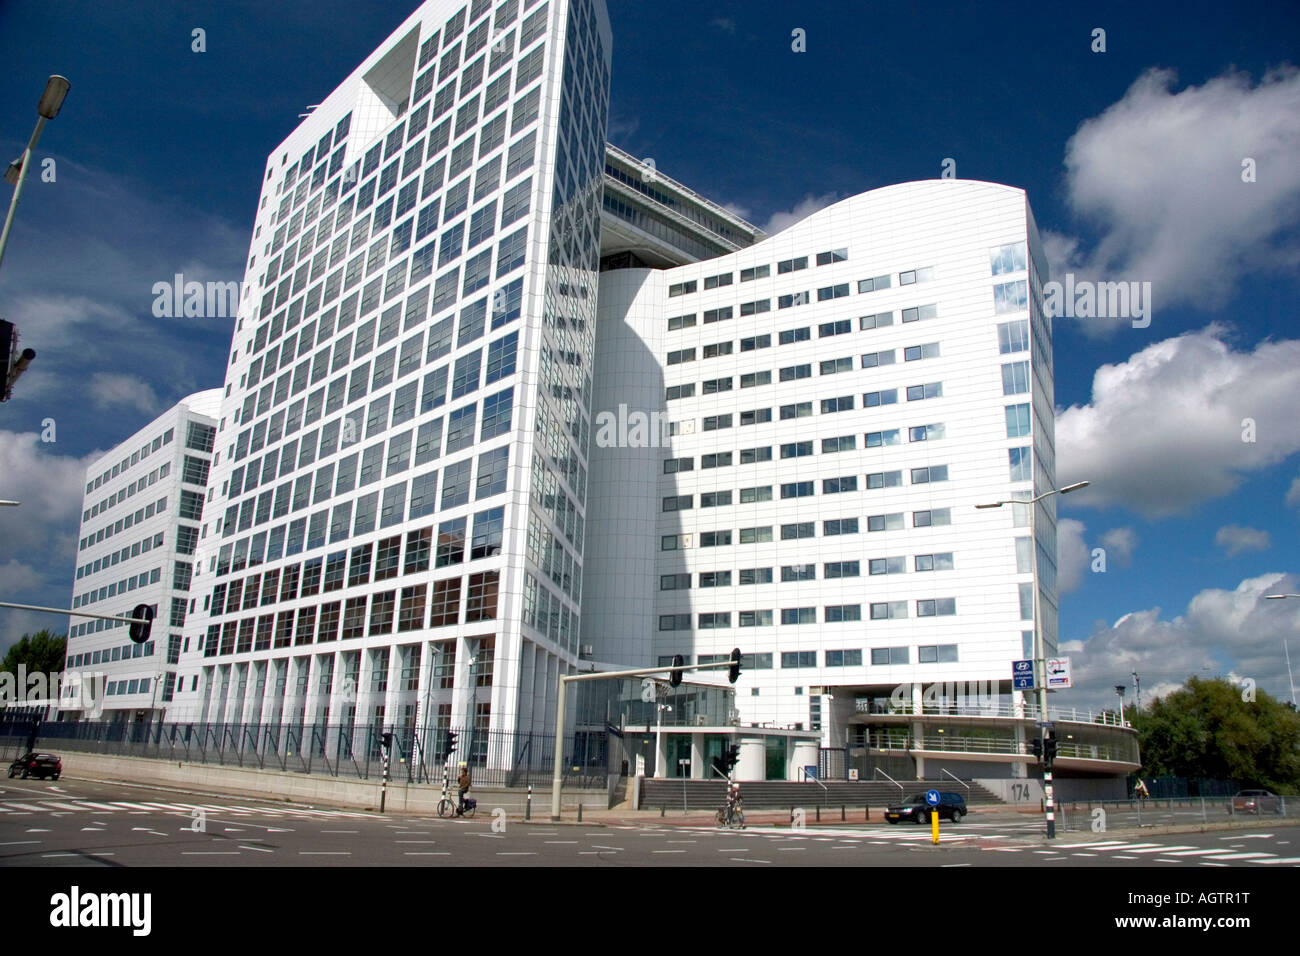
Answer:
[[0, 75, 71, 272], [976, 479, 1088, 839], [1264, 594, 1300, 708]]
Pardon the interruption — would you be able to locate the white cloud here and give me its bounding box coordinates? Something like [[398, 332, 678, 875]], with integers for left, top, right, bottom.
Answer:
[[1056, 326, 1300, 516], [709, 17, 737, 34], [0, 430, 100, 651], [1048, 66, 1300, 330], [1099, 527, 1139, 566], [1057, 518, 1090, 594], [88, 373, 160, 415], [1059, 572, 1298, 711], [1215, 524, 1271, 556], [762, 192, 839, 235], [1286, 475, 1300, 511]]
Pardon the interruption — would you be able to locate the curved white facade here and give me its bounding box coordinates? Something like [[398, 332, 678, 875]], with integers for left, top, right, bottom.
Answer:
[[583, 180, 1058, 745]]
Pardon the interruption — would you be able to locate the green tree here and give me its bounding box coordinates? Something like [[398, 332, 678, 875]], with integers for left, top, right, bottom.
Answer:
[[1132, 676, 1300, 792], [1, 630, 67, 676]]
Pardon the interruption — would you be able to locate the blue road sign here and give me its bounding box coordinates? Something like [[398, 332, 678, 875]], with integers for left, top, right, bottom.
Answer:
[[925, 789, 940, 806], [1013, 659, 1035, 689]]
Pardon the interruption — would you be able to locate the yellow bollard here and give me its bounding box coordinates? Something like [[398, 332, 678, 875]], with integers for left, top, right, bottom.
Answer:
[[931, 809, 940, 844]]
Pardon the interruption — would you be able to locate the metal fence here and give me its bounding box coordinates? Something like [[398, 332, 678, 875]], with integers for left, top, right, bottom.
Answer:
[[1054, 794, 1300, 831], [1, 718, 614, 791]]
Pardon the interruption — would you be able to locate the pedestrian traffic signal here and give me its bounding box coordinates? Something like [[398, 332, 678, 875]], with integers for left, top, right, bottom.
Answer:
[[1043, 732, 1057, 762], [728, 648, 741, 684], [1029, 737, 1043, 760], [128, 603, 154, 644], [669, 653, 684, 688], [381, 732, 393, 751], [445, 730, 458, 756]]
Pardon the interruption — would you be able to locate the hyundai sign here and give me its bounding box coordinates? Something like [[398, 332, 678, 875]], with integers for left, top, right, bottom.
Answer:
[[1012, 659, 1034, 689]]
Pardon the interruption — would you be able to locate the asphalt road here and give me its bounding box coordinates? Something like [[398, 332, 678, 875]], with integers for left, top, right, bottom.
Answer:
[[3, 777, 1298, 867]]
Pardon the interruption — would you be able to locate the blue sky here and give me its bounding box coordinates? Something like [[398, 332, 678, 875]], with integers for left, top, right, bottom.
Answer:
[[1, 0, 1298, 709]]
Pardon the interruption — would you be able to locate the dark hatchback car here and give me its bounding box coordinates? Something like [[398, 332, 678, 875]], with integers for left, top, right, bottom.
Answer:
[[7, 752, 61, 780], [1231, 790, 1282, 814], [884, 791, 967, 824]]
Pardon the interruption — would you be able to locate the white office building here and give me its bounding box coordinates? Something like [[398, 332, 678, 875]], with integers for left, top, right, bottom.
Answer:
[[169, 0, 614, 768], [61, 389, 221, 722]]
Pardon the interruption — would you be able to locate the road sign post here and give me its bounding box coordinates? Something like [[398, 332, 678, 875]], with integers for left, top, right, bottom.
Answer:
[[926, 789, 941, 845]]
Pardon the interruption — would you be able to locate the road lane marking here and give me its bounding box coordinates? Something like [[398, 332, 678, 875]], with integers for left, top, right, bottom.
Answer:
[[181, 851, 240, 855], [1252, 857, 1300, 864], [240, 845, 274, 852], [1205, 852, 1274, 860]]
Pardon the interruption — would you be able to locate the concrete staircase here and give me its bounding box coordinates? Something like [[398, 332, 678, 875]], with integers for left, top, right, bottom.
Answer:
[[639, 778, 1008, 812]]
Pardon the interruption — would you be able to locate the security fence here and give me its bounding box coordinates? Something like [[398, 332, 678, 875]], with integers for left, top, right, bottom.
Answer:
[[1, 717, 614, 791]]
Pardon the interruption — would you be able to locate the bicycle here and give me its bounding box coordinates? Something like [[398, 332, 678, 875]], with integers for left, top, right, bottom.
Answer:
[[437, 792, 477, 818], [715, 795, 745, 829]]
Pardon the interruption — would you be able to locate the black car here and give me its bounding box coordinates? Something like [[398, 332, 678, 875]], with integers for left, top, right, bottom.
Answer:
[[7, 752, 61, 780], [884, 791, 967, 824]]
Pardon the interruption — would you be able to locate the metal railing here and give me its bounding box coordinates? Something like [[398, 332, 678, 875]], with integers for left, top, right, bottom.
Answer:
[[4, 719, 614, 791], [854, 698, 1129, 727], [861, 729, 1132, 762]]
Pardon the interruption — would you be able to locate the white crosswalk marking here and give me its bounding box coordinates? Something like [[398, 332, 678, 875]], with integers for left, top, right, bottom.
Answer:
[[1205, 852, 1274, 860], [1162, 848, 1234, 857], [1128, 845, 1199, 854], [1252, 857, 1300, 865]]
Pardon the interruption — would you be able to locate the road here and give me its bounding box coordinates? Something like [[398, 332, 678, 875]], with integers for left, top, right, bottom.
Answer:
[[2, 777, 1297, 867]]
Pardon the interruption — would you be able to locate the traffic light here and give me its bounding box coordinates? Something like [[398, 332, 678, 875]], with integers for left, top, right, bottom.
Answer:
[[1043, 732, 1058, 762], [381, 732, 393, 751], [1, 319, 36, 403], [128, 604, 155, 644], [669, 653, 684, 688], [1029, 737, 1043, 760], [720, 744, 740, 776], [445, 730, 458, 756], [728, 647, 741, 684]]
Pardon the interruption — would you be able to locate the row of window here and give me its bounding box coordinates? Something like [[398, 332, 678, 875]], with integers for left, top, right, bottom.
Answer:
[[667, 258, 933, 301], [83, 461, 173, 522], [658, 598, 957, 630], [658, 554, 954, 589], [75, 532, 168, 581], [659, 644, 960, 671], [659, 510, 954, 548], [84, 426, 183, 495], [66, 637, 158, 669], [659, 466, 950, 510], [78, 496, 169, 553], [663, 343, 941, 392]]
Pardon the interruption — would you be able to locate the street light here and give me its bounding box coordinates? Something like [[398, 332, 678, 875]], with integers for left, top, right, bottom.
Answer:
[[975, 478, 1089, 840], [1115, 685, 1126, 728], [0, 75, 71, 271], [1264, 594, 1300, 708]]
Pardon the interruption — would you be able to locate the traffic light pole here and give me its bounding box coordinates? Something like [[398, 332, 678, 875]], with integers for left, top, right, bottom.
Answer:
[[550, 656, 739, 822], [0, 600, 153, 630]]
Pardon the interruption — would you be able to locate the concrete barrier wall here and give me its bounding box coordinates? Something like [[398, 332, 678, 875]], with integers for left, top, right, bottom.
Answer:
[[61, 752, 607, 815]]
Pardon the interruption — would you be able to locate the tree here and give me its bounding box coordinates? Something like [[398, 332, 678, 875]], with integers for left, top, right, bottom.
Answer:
[[1, 630, 67, 677], [1132, 676, 1300, 792]]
